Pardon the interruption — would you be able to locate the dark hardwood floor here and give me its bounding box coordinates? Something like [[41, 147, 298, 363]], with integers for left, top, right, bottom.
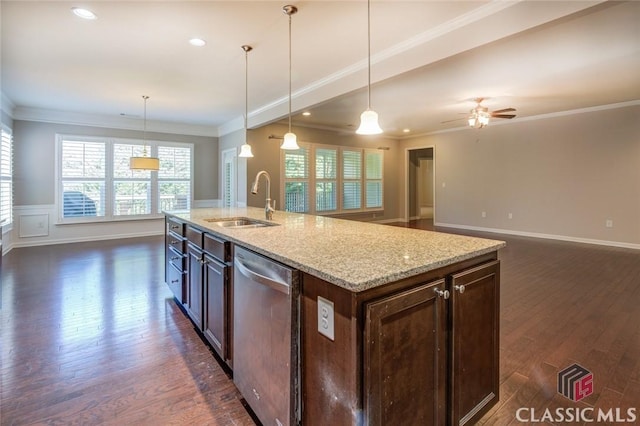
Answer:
[[0, 237, 255, 425], [392, 219, 640, 425], [1, 225, 638, 425]]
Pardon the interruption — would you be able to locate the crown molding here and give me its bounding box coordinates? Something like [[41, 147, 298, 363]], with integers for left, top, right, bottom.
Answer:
[[12, 106, 219, 137], [1, 93, 16, 118]]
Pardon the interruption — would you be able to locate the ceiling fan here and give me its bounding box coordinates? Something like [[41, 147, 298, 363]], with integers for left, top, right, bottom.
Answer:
[[443, 98, 516, 128]]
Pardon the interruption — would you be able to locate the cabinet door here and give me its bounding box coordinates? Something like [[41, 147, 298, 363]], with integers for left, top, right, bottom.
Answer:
[[204, 254, 228, 360], [364, 279, 448, 426], [186, 243, 204, 330], [450, 260, 500, 425]]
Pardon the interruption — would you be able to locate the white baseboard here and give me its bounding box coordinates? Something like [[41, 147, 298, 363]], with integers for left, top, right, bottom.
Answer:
[[9, 230, 164, 249], [375, 217, 405, 224], [435, 222, 640, 250]]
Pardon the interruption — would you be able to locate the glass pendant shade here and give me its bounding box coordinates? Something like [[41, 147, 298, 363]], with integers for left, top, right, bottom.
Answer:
[[281, 132, 299, 150], [239, 143, 254, 158], [468, 115, 477, 127], [356, 109, 383, 135], [130, 156, 160, 170]]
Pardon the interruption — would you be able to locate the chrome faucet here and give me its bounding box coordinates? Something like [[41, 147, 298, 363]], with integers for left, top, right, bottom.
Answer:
[[251, 170, 276, 220]]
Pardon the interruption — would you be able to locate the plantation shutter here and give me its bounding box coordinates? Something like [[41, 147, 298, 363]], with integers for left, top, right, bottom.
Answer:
[[158, 146, 191, 212], [0, 128, 13, 226], [61, 140, 106, 217], [284, 147, 309, 212], [315, 148, 337, 212], [342, 150, 362, 210], [365, 150, 383, 208]]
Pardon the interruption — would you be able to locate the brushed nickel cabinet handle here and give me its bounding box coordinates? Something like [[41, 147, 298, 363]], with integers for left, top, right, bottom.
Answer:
[[434, 288, 450, 299], [455, 285, 465, 294]]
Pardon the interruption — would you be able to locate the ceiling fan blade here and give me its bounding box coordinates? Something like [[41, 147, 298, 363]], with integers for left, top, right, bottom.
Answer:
[[492, 107, 516, 114], [441, 117, 466, 124], [491, 114, 516, 119]]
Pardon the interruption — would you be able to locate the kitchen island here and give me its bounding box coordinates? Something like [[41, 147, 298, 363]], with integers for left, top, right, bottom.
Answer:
[[164, 207, 505, 425]]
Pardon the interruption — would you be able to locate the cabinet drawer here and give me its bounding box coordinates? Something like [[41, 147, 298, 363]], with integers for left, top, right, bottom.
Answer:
[[167, 217, 185, 236], [204, 233, 231, 263], [166, 261, 186, 303], [186, 225, 204, 247], [166, 232, 185, 253], [167, 245, 185, 272]]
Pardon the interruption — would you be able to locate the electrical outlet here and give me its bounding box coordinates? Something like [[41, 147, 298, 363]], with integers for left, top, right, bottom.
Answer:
[[508, 213, 513, 219], [317, 296, 335, 341], [606, 219, 613, 228], [442, 182, 446, 188], [481, 211, 486, 218]]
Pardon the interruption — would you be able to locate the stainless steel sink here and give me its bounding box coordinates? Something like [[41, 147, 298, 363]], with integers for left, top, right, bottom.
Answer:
[[203, 217, 279, 229]]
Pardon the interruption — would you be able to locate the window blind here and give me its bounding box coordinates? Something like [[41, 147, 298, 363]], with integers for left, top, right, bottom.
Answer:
[[342, 150, 362, 210], [58, 136, 193, 221], [315, 148, 337, 211], [0, 128, 13, 226], [365, 151, 383, 208], [284, 147, 309, 212]]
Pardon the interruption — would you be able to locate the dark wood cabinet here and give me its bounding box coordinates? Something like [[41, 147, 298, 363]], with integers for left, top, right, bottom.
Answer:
[[186, 242, 204, 329], [364, 279, 447, 425], [450, 260, 500, 425], [165, 220, 232, 366], [165, 217, 186, 302], [302, 253, 500, 426], [203, 253, 229, 361]]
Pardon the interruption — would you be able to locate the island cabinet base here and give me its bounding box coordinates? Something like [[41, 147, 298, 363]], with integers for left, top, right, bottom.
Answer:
[[301, 252, 500, 426]]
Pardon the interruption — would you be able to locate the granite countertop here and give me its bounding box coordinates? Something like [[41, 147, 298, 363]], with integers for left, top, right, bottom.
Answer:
[[166, 207, 505, 292]]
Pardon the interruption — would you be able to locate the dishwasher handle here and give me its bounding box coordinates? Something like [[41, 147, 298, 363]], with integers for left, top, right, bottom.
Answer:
[[235, 257, 291, 295]]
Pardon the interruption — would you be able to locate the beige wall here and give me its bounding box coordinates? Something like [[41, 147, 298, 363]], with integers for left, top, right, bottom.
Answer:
[[5, 120, 217, 249], [401, 105, 640, 246], [244, 123, 402, 222], [13, 120, 218, 205]]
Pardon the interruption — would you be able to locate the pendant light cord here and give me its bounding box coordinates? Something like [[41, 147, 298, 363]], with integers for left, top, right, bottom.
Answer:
[[142, 95, 149, 156], [288, 11, 293, 133], [245, 49, 249, 130], [367, 0, 371, 110]]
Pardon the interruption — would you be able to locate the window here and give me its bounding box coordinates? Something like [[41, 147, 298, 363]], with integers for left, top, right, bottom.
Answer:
[[1, 126, 13, 227], [365, 151, 383, 208], [281, 144, 383, 215], [57, 135, 193, 222], [315, 148, 337, 212], [342, 150, 362, 210], [283, 146, 309, 213]]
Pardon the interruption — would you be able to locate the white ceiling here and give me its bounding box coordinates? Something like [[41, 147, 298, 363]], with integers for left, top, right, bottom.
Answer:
[[2, 1, 639, 138]]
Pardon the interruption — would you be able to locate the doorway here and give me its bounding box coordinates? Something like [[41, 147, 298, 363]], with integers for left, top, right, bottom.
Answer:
[[407, 147, 435, 222]]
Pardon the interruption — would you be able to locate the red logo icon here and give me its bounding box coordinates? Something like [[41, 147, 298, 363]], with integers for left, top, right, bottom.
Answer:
[[558, 363, 593, 402]]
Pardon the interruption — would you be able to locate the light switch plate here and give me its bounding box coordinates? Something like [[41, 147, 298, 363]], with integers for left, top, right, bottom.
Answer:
[[317, 296, 335, 341]]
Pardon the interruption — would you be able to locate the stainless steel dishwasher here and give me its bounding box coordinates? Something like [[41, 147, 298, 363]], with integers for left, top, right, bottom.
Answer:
[[233, 246, 300, 426]]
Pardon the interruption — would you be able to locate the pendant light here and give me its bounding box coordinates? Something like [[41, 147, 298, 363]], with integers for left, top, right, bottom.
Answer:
[[239, 45, 254, 158], [130, 95, 160, 171], [281, 5, 300, 150], [356, 0, 383, 135]]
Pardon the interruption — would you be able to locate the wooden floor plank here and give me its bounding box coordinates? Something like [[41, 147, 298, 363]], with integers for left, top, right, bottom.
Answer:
[[2, 224, 639, 425]]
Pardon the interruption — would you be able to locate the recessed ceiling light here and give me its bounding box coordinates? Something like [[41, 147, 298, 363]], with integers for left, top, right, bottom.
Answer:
[[302, 111, 311, 116], [403, 128, 411, 133], [71, 7, 97, 20], [189, 38, 206, 47]]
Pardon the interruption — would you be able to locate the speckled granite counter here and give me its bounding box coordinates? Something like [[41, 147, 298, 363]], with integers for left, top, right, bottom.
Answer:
[[165, 207, 505, 292]]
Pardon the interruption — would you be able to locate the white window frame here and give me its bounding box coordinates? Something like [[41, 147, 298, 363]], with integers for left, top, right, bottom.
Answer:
[[55, 134, 193, 224], [1, 125, 14, 230], [280, 143, 384, 215]]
